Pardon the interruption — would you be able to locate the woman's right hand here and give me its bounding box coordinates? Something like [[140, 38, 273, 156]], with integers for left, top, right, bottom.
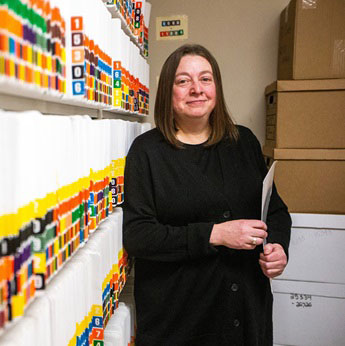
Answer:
[[209, 219, 268, 250]]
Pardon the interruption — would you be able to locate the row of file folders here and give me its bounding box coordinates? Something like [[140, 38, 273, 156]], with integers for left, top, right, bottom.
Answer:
[[0, 0, 151, 115], [0, 209, 135, 346], [0, 109, 151, 333]]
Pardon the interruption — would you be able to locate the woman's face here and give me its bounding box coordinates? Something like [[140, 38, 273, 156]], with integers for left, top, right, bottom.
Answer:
[[172, 55, 216, 124]]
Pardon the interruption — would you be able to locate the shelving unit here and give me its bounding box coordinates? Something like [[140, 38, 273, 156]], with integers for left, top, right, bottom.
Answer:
[[0, 88, 145, 121], [0, 0, 152, 344]]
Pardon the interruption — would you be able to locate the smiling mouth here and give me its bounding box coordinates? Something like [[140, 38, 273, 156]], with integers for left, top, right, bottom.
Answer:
[[186, 100, 207, 105]]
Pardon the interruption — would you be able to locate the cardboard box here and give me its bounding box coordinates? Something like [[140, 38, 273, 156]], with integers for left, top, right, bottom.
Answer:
[[278, 0, 345, 80], [272, 280, 345, 346], [280, 213, 345, 284], [265, 79, 345, 149], [263, 147, 345, 214]]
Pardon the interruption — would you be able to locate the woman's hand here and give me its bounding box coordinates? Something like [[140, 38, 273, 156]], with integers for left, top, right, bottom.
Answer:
[[259, 243, 287, 278], [209, 219, 267, 250]]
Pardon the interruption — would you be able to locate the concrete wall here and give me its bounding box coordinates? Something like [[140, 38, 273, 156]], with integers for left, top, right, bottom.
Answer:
[[146, 0, 290, 144]]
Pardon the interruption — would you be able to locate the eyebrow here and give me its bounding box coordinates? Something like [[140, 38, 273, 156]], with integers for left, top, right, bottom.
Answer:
[[175, 70, 213, 77]]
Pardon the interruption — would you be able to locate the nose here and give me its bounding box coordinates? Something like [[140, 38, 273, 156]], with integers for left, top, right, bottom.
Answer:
[[190, 80, 203, 94]]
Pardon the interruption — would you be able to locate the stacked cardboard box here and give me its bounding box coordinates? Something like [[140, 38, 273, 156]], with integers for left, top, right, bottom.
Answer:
[[264, 79, 345, 214], [277, 0, 345, 80], [265, 0, 345, 214], [272, 214, 345, 346], [269, 2, 345, 345]]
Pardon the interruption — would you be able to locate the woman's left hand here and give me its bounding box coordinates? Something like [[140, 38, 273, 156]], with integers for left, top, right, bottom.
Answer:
[[259, 243, 287, 279]]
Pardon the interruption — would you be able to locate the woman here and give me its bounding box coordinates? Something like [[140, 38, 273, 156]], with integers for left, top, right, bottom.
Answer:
[[123, 44, 291, 345]]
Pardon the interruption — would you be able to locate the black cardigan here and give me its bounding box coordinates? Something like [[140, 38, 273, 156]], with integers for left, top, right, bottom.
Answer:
[[123, 126, 291, 346]]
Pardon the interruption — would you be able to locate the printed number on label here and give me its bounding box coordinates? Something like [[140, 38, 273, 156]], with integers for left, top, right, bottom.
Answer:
[[72, 49, 84, 63], [72, 33, 83, 47], [1, 239, 8, 255], [72, 81, 85, 95], [33, 237, 42, 251], [71, 17, 83, 31], [72, 65, 84, 79]]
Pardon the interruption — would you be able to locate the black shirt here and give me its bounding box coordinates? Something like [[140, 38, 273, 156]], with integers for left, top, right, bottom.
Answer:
[[123, 126, 291, 346], [183, 142, 224, 193]]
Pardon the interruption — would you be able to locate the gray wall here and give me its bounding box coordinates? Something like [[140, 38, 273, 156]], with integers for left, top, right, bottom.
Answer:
[[147, 0, 290, 144]]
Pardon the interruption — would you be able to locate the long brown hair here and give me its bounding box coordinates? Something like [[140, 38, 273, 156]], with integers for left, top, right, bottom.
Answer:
[[154, 44, 238, 148]]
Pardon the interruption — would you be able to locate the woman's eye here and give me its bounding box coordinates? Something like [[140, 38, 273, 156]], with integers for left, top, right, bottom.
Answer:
[[201, 76, 213, 83], [176, 79, 190, 85]]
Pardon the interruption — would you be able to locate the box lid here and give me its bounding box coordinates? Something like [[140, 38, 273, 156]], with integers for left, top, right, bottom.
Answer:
[[291, 213, 345, 230], [265, 79, 345, 95], [263, 147, 345, 160], [272, 279, 345, 298]]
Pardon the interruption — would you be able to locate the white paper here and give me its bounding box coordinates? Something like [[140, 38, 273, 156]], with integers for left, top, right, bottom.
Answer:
[[261, 161, 277, 222], [261, 161, 277, 245], [261, 161, 277, 292]]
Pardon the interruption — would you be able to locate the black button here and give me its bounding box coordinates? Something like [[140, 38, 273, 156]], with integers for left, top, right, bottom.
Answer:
[[231, 283, 239, 292], [223, 211, 231, 218], [233, 319, 240, 327]]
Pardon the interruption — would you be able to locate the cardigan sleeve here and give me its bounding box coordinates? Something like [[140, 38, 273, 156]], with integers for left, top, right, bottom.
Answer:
[[122, 138, 218, 262], [246, 128, 292, 258]]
